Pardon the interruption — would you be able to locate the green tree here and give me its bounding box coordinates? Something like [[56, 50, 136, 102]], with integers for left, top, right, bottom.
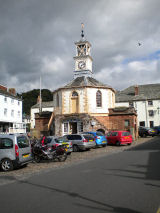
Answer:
[[18, 89, 53, 115]]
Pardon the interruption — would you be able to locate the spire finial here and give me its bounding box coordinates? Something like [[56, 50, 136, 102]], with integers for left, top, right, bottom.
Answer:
[[81, 23, 84, 39]]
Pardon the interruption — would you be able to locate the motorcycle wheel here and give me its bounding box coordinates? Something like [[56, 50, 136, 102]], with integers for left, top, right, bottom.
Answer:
[[58, 153, 67, 162], [34, 155, 41, 163]]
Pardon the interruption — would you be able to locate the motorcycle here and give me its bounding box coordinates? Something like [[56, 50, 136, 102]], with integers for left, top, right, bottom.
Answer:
[[32, 141, 67, 163]]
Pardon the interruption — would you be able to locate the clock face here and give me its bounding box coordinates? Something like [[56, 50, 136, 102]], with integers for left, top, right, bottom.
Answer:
[[78, 61, 86, 69]]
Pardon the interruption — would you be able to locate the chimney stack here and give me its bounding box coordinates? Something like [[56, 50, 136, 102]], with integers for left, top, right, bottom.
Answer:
[[37, 95, 42, 103], [8, 88, 16, 96], [0, 84, 7, 91], [134, 85, 139, 96]]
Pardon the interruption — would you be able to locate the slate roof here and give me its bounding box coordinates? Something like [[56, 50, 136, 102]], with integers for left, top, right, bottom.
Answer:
[[0, 89, 21, 100], [56, 76, 115, 91], [116, 84, 160, 102], [31, 101, 54, 109]]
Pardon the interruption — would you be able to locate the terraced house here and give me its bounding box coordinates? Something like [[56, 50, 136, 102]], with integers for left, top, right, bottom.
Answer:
[[33, 28, 138, 138], [0, 84, 25, 133], [115, 84, 160, 128]]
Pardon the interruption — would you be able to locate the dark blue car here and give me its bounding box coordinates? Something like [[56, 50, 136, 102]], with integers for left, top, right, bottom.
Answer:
[[84, 131, 107, 147], [153, 126, 160, 135]]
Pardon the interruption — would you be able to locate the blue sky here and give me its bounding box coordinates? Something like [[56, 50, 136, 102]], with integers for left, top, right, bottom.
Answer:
[[122, 50, 160, 64]]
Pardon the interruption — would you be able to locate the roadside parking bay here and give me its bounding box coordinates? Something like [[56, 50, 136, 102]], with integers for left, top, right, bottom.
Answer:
[[0, 136, 156, 185]]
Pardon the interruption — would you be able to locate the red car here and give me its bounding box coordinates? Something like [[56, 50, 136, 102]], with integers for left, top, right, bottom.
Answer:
[[106, 131, 133, 146]]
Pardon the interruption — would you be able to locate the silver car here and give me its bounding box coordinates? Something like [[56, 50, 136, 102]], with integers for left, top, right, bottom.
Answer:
[[0, 134, 32, 172], [61, 134, 96, 152], [46, 136, 73, 155]]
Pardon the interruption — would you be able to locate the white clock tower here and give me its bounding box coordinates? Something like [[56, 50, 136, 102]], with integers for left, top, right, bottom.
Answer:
[[73, 24, 93, 78]]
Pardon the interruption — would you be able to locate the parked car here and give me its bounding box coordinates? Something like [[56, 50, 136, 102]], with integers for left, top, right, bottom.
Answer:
[[0, 133, 32, 172], [83, 131, 107, 147], [61, 134, 96, 152], [153, 126, 160, 135], [46, 136, 72, 155], [106, 131, 133, 146], [138, 126, 157, 137]]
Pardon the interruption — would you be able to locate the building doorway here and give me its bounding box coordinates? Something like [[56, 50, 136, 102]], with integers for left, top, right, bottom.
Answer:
[[70, 122, 77, 134]]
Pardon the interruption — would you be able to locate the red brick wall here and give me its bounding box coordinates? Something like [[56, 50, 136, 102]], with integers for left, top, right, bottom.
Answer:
[[94, 114, 138, 139], [35, 117, 49, 131]]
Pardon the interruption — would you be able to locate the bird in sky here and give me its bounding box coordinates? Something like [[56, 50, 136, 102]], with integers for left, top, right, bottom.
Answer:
[[138, 42, 142, 46]]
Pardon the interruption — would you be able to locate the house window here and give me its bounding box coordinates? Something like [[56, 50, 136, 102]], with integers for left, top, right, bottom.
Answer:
[[96, 90, 102, 107], [11, 110, 14, 117], [129, 102, 133, 107], [139, 121, 145, 127], [4, 97, 7, 103], [148, 110, 154, 117], [148, 100, 153, 106], [18, 111, 20, 117], [11, 99, 14, 104], [64, 123, 68, 133], [4, 108, 7, 116], [18, 101, 20, 106], [150, 121, 154, 128], [124, 120, 130, 127]]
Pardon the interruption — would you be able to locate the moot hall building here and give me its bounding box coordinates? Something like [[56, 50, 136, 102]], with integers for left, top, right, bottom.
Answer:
[[34, 26, 138, 139]]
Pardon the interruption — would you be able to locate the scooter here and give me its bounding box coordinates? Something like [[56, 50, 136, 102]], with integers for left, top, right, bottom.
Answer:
[[32, 141, 67, 163]]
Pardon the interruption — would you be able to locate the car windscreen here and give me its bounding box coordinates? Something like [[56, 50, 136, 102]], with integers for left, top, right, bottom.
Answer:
[[83, 134, 95, 140], [122, 132, 130, 136], [57, 137, 68, 142], [17, 136, 29, 148], [96, 132, 104, 136]]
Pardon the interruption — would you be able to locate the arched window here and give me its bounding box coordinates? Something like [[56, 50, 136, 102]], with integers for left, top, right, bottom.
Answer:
[[56, 93, 59, 107], [72, 91, 78, 97], [96, 90, 102, 107], [71, 91, 79, 113]]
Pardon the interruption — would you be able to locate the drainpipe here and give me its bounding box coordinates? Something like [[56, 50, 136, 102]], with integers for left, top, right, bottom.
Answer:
[[145, 100, 148, 127]]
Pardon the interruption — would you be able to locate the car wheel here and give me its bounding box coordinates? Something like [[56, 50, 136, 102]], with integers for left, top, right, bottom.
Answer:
[[58, 153, 67, 162], [34, 155, 41, 163], [1, 158, 14, 172], [116, 141, 121, 146], [127, 143, 131, 146], [102, 144, 107, 147], [73, 145, 79, 152]]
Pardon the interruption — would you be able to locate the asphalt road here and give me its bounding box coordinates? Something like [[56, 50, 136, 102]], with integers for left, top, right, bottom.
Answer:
[[0, 137, 160, 213]]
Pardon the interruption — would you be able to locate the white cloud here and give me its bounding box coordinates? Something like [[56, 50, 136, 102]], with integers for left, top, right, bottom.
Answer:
[[0, 0, 160, 92]]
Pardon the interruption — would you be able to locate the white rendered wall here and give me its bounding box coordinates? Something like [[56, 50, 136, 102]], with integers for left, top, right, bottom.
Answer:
[[115, 100, 160, 127], [0, 94, 22, 123], [115, 102, 129, 107], [87, 88, 113, 114], [62, 88, 86, 114]]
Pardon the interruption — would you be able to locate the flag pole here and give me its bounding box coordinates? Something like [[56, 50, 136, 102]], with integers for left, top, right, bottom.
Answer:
[[40, 75, 42, 113]]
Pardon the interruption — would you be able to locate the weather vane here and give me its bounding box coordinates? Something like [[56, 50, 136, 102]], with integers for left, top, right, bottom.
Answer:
[[81, 23, 84, 39]]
